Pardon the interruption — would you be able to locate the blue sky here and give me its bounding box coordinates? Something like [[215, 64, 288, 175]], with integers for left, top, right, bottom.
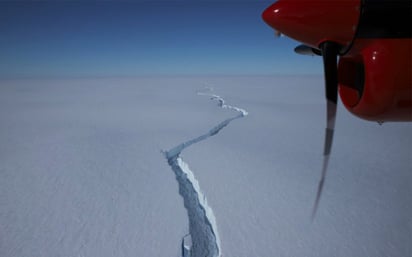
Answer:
[[0, 1, 322, 77]]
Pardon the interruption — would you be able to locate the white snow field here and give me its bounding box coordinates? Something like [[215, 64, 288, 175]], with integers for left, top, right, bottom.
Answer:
[[0, 76, 411, 257]]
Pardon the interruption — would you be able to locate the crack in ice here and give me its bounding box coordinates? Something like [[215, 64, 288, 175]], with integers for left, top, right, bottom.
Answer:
[[164, 87, 248, 257]]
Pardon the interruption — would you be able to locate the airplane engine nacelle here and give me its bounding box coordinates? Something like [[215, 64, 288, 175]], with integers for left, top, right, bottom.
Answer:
[[338, 39, 412, 122], [262, 0, 412, 122]]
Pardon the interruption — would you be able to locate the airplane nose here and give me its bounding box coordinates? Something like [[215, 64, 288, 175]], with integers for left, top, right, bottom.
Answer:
[[262, 0, 361, 49]]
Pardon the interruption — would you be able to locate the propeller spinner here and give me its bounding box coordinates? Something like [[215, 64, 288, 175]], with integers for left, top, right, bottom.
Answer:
[[262, 0, 361, 219]]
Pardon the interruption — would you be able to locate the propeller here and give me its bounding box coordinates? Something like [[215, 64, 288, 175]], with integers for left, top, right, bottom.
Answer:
[[261, 0, 358, 220], [311, 41, 340, 220]]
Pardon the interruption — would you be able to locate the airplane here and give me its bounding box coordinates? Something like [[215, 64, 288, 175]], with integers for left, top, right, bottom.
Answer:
[[261, 0, 412, 219]]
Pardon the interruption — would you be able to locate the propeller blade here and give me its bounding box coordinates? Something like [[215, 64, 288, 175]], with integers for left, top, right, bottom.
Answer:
[[294, 44, 322, 56], [312, 42, 340, 221], [322, 42, 339, 104]]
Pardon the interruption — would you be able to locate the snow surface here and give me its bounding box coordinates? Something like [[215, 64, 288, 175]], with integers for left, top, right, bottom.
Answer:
[[1, 76, 411, 257]]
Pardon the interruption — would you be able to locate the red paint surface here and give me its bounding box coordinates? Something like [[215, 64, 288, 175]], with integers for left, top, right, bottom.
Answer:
[[262, 0, 412, 122], [262, 0, 360, 49], [339, 39, 412, 121]]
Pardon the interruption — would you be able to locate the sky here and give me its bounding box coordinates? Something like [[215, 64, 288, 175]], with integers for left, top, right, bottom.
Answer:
[[0, 1, 323, 77]]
